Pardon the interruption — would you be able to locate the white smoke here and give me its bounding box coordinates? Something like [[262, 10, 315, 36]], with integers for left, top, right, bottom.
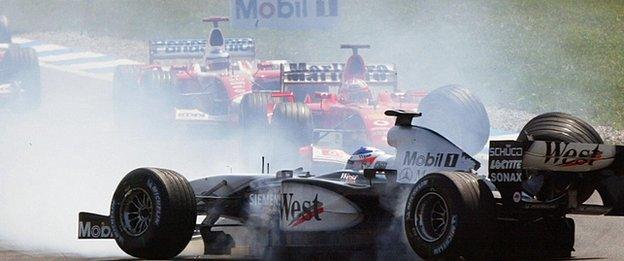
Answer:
[[0, 69, 247, 257]]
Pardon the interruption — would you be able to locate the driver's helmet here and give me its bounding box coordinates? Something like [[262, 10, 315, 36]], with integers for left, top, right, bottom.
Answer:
[[205, 48, 230, 71], [345, 146, 387, 170], [339, 79, 372, 103]]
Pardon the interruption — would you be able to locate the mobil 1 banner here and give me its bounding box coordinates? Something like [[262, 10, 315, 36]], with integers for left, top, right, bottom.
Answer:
[[489, 141, 524, 204], [231, 0, 339, 29]]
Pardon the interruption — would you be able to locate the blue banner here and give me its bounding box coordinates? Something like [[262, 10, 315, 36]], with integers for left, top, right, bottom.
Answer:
[[231, 0, 339, 29]]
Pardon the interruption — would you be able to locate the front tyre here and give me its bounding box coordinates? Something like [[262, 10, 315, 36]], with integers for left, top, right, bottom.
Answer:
[[404, 172, 495, 259], [110, 168, 196, 259]]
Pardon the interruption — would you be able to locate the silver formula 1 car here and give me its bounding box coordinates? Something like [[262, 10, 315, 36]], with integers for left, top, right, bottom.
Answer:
[[78, 110, 624, 260]]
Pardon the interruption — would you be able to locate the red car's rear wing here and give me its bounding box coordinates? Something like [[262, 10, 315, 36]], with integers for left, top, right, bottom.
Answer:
[[279, 62, 397, 87], [148, 38, 255, 63]]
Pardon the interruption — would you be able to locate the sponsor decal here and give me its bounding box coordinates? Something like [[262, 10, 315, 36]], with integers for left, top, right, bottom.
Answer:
[[513, 192, 522, 203], [151, 39, 205, 55], [489, 159, 522, 170], [232, 0, 339, 29], [398, 168, 430, 183], [489, 146, 523, 157], [283, 63, 395, 83], [175, 108, 229, 121], [543, 142, 603, 167], [249, 193, 281, 206], [433, 215, 458, 255], [281, 193, 324, 227], [489, 141, 525, 204], [402, 151, 459, 168], [146, 179, 162, 225], [340, 173, 358, 183], [489, 172, 522, 182], [79, 221, 114, 238]]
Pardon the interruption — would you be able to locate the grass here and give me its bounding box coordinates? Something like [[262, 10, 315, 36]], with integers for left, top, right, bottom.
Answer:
[[1, 0, 623, 127]]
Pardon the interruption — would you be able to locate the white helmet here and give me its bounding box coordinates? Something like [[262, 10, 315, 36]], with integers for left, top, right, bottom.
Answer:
[[345, 147, 393, 171]]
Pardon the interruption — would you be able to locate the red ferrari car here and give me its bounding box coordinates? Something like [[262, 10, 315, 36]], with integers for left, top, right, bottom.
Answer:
[[260, 45, 490, 171], [112, 17, 284, 131]]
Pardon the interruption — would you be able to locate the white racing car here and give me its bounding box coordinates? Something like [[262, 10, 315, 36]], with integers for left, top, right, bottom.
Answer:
[[78, 109, 624, 259]]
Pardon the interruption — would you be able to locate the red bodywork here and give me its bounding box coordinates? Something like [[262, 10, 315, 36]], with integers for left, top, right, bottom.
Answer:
[[280, 46, 429, 168], [127, 59, 285, 125]]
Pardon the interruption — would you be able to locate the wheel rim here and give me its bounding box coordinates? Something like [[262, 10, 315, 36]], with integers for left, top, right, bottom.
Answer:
[[415, 191, 449, 242], [119, 188, 153, 236]]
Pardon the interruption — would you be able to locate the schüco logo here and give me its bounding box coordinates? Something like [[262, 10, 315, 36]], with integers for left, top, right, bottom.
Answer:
[[235, 0, 338, 20], [280, 193, 324, 227], [79, 221, 114, 238], [489, 146, 522, 157]]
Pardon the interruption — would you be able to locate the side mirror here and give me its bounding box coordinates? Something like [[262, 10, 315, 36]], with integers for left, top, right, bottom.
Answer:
[[363, 169, 397, 185]]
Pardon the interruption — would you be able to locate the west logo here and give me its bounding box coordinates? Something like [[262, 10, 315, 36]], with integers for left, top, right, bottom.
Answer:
[[402, 151, 459, 168], [281, 193, 324, 227], [544, 142, 602, 167]]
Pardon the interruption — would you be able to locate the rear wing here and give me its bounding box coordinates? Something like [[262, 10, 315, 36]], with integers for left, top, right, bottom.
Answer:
[[148, 38, 255, 63], [280, 62, 397, 88], [489, 140, 624, 207]]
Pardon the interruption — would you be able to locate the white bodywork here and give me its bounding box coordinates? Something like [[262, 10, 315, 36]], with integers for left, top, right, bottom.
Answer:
[[386, 125, 479, 183], [279, 181, 362, 231]]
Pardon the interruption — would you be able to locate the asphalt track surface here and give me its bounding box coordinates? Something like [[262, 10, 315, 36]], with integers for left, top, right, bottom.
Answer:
[[1, 67, 624, 260]]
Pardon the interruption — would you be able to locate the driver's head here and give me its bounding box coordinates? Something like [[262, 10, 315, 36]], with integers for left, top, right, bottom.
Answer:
[[345, 147, 386, 170], [339, 79, 371, 103], [205, 48, 230, 71]]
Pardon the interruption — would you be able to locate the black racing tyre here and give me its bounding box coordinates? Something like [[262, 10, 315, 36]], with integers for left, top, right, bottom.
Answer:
[[0, 15, 10, 43], [5, 46, 41, 110], [404, 171, 495, 259], [271, 102, 313, 147], [596, 175, 624, 215], [239, 92, 275, 170], [110, 168, 196, 259], [240, 92, 273, 130], [416, 85, 490, 155], [269, 102, 313, 169], [140, 69, 174, 99], [517, 112, 602, 204]]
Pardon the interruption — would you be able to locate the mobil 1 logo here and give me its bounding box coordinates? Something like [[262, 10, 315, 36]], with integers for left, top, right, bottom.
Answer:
[[489, 141, 524, 204]]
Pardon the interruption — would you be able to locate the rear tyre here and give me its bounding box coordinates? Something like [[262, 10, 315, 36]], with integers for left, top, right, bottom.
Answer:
[[240, 92, 273, 130], [269, 102, 313, 169], [416, 85, 490, 155], [517, 112, 602, 204], [0, 15, 10, 43], [110, 168, 196, 259], [404, 171, 495, 259], [240, 92, 274, 169], [6, 46, 41, 110]]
